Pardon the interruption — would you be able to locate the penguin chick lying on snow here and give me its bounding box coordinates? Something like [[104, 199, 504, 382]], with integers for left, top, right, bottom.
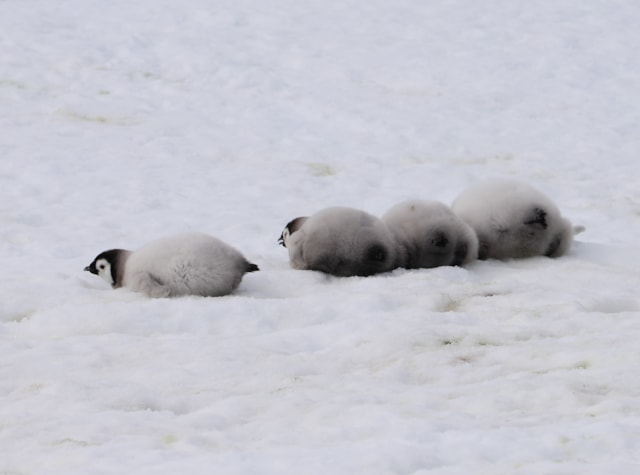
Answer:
[[278, 206, 396, 277], [382, 200, 479, 269], [85, 232, 259, 297], [452, 178, 580, 260]]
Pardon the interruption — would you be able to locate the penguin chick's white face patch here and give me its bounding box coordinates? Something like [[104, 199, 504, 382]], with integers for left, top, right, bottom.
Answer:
[[278, 226, 291, 247], [93, 258, 114, 285], [278, 217, 308, 247]]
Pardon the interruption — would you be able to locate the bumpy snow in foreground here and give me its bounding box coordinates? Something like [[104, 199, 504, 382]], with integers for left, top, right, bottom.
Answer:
[[1, 1, 639, 473]]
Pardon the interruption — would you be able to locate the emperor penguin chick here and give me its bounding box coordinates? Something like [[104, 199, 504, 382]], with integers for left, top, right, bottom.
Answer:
[[278, 206, 396, 277], [452, 178, 578, 260], [382, 200, 479, 269], [85, 232, 259, 297]]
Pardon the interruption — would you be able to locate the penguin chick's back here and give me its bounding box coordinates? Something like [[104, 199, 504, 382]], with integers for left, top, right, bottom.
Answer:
[[109, 232, 258, 297], [452, 179, 576, 259], [382, 200, 479, 268], [284, 206, 396, 277]]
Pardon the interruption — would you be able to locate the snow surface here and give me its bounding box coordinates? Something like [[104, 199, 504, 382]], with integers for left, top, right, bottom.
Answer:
[[2, 0, 640, 473]]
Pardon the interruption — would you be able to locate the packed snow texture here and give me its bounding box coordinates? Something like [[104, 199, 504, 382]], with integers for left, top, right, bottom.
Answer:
[[2, 0, 640, 473]]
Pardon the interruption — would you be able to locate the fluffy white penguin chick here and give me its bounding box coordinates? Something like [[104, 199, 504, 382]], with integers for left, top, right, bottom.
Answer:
[[85, 232, 259, 297], [452, 179, 578, 259], [382, 200, 479, 269], [278, 206, 396, 277]]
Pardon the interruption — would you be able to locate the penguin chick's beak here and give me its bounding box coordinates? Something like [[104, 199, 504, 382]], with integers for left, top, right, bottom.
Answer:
[[84, 265, 97, 274], [278, 234, 286, 247]]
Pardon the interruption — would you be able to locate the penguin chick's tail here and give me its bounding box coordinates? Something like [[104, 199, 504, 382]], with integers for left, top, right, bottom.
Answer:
[[246, 262, 260, 272], [573, 225, 586, 235]]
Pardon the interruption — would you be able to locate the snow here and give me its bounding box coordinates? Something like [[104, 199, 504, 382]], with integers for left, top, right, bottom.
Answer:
[[2, 0, 640, 473]]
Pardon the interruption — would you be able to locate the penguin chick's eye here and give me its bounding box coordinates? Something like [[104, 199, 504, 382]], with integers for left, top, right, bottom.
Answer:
[[98, 263, 106, 270]]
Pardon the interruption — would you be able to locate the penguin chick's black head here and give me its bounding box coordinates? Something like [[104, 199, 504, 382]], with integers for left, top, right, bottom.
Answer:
[[85, 249, 127, 287], [278, 216, 308, 247]]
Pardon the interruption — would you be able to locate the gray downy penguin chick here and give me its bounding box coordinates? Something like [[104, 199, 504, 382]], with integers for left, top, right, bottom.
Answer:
[[278, 206, 396, 277], [382, 199, 479, 269], [85, 232, 259, 297], [452, 178, 578, 259]]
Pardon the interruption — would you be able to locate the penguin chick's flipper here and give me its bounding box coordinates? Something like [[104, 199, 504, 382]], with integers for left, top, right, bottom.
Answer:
[[431, 231, 449, 248], [367, 244, 387, 262], [452, 242, 469, 266], [523, 207, 548, 229], [544, 233, 564, 257]]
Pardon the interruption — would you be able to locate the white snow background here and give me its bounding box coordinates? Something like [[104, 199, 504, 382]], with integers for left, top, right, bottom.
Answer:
[[2, 0, 640, 473]]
